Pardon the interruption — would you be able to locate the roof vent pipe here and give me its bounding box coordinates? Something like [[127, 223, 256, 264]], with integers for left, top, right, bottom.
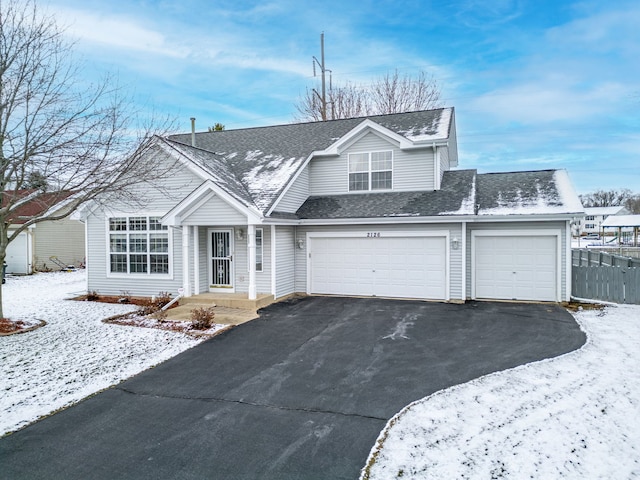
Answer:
[[190, 117, 196, 147]]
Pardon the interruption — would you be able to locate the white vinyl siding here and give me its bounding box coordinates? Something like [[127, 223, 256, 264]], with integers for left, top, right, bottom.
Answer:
[[310, 131, 435, 195], [181, 194, 246, 225], [233, 227, 271, 294], [276, 167, 310, 213], [87, 211, 184, 296], [275, 226, 296, 298], [86, 147, 201, 296]]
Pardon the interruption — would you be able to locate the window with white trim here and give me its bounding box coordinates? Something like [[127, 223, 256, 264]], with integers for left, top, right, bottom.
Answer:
[[585, 224, 595, 229], [109, 216, 169, 274], [255, 228, 263, 272], [348, 150, 392, 191]]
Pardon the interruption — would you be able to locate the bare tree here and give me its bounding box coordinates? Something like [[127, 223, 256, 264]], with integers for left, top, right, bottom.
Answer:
[[0, 0, 174, 319], [295, 70, 442, 121], [625, 194, 640, 214], [579, 189, 634, 208]]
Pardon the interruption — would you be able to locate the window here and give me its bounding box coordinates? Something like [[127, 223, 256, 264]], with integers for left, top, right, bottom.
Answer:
[[108, 215, 169, 275], [585, 224, 595, 229], [255, 228, 263, 272], [348, 151, 392, 191], [585, 215, 595, 221]]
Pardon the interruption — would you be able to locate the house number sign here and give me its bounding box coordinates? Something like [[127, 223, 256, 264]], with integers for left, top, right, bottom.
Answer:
[[367, 232, 381, 238]]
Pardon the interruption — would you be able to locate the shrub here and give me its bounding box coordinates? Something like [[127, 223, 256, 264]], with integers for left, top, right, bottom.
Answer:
[[137, 292, 173, 316], [86, 290, 100, 301], [190, 306, 216, 330], [154, 292, 172, 309], [118, 290, 131, 303]]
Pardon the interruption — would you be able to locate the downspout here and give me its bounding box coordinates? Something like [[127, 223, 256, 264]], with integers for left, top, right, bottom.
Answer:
[[182, 227, 191, 297], [433, 142, 441, 190], [193, 226, 200, 295], [461, 221, 467, 302], [271, 225, 277, 297], [565, 220, 572, 302], [248, 224, 257, 300]]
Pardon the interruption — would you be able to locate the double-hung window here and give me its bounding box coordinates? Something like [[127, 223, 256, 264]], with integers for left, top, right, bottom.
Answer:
[[109, 215, 170, 275], [348, 150, 393, 191]]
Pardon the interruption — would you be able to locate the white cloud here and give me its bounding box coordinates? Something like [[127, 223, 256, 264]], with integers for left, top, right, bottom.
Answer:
[[470, 81, 629, 125], [52, 7, 188, 58]]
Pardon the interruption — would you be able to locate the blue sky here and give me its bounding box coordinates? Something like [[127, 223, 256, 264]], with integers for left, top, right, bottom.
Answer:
[[47, 0, 639, 195]]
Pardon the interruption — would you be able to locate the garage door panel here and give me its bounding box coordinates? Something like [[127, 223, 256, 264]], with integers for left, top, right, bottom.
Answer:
[[474, 235, 557, 302], [310, 236, 446, 300], [6, 232, 29, 274]]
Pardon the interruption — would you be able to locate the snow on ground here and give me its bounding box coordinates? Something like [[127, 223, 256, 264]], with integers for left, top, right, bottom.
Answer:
[[0, 271, 204, 436], [362, 304, 640, 479]]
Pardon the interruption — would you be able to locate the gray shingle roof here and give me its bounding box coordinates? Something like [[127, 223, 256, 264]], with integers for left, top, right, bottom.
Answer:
[[167, 109, 453, 213], [294, 170, 476, 219], [291, 168, 582, 220], [475, 169, 583, 215]]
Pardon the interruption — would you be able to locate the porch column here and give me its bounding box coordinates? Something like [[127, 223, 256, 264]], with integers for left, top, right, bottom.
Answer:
[[182, 227, 191, 297], [248, 224, 257, 300], [193, 226, 200, 295]]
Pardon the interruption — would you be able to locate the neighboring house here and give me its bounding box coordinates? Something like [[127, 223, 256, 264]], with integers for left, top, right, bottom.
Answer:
[[82, 108, 583, 303], [4, 191, 85, 274], [578, 206, 630, 235]]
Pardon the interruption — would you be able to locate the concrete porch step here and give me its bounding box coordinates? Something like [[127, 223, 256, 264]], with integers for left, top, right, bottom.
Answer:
[[163, 292, 275, 326], [164, 304, 258, 325], [179, 292, 275, 310]]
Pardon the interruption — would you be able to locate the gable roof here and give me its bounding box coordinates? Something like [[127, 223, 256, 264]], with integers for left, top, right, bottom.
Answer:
[[293, 169, 583, 221], [601, 214, 640, 228], [167, 108, 454, 214], [2, 190, 75, 224], [583, 206, 629, 216]]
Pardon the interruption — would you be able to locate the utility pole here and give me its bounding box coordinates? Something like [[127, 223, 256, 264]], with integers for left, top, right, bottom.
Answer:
[[312, 32, 331, 121]]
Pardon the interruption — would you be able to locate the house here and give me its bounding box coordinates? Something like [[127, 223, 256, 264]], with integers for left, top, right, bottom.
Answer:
[[3, 190, 86, 274], [578, 206, 630, 236], [82, 108, 583, 303]]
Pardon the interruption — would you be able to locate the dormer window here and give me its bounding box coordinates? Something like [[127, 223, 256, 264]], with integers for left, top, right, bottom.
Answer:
[[348, 151, 393, 191]]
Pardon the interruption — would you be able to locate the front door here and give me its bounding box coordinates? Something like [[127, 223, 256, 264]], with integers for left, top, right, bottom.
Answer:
[[209, 229, 234, 290]]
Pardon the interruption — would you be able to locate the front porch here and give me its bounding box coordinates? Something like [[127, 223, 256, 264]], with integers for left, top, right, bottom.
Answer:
[[165, 292, 275, 325]]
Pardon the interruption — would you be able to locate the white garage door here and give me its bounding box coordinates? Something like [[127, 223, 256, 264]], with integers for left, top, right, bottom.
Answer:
[[474, 235, 557, 301], [6, 232, 29, 274], [310, 235, 447, 300]]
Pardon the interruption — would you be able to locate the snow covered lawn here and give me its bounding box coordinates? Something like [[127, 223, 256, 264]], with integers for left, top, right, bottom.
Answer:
[[362, 304, 640, 479], [0, 271, 206, 436]]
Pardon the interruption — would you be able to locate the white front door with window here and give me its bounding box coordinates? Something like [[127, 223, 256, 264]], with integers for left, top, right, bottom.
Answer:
[[209, 229, 234, 291]]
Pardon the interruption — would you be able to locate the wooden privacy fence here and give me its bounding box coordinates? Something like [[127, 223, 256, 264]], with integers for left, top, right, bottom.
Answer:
[[572, 249, 640, 304]]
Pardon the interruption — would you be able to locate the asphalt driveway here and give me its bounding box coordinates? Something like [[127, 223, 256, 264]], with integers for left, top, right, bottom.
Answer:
[[0, 297, 585, 479]]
